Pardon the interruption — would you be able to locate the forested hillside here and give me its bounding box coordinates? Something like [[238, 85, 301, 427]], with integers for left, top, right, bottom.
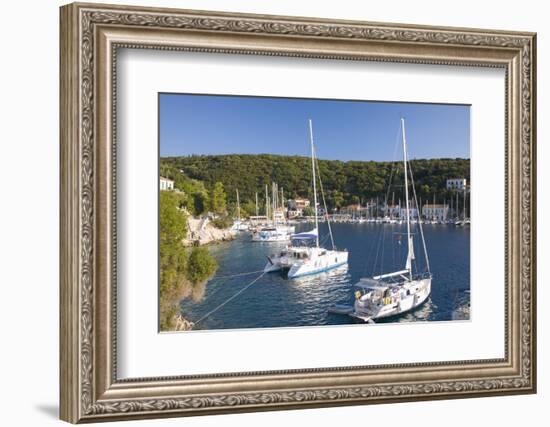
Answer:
[[160, 154, 470, 214]]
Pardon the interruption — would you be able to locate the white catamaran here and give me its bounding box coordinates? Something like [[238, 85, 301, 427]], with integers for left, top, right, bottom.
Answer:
[[264, 119, 348, 279], [334, 118, 432, 322]]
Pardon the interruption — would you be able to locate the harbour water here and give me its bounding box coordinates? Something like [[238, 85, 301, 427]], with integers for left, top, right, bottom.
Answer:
[[180, 222, 470, 331]]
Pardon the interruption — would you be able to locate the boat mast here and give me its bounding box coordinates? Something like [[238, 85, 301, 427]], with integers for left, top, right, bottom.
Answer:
[[404, 119, 431, 275], [255, 192, 259, 217], [401, 118, 413, 280], [272, 183, 275, 223], [265, 184, 269, 222], [309, 119, 320, 248], [463, 187, 467, 221], [236, 189, 240, 222], [314, 145, 336, 250], [456, 192, 459, 220], [281, 187, 286, 223]]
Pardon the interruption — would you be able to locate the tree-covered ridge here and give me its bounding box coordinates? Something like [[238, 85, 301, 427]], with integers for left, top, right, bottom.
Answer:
[[161, 154, 470, 211]]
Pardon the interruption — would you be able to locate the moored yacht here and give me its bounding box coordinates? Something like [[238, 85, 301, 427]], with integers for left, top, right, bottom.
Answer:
[[252, 225, 295, 242], [331, 118, 432, 323], [265, 229, 349, 278], [251, 183, 295, 241], [264, 119, 348, 278]]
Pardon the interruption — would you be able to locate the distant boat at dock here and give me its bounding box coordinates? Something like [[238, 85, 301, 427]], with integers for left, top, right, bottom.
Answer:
[[251, 183, 295, 242]]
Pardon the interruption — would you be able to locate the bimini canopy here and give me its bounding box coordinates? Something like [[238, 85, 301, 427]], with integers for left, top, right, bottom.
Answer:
[[291, 228, 318, 240], [354, 277, 388, 290]]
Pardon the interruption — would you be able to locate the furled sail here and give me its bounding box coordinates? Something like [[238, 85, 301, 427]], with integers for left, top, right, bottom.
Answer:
[[405, 236, 415, 270]]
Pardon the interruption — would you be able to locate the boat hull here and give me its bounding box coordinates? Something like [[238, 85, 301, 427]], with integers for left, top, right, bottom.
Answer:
[[288, 257, 348, 278], [264, 249, 349, 279], [251, 225, 295, 242], [352, 278, 432, 321]]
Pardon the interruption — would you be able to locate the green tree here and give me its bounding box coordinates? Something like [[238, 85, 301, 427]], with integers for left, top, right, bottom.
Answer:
[[159, 191, 188, 330], [330, 190, 345, 209], [241, 200, 257, 217], [160, 192, 187, 248], [187, 247, 218, 285], [159, 191, 218, 331], [192, 190, 209, 215], [210, 182, 227, 215], [302, 206, 315, 217]]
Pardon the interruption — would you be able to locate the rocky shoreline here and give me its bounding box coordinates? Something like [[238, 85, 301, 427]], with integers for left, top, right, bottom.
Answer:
[[184, 217, 236, 246], [173, 314, 195, 331]]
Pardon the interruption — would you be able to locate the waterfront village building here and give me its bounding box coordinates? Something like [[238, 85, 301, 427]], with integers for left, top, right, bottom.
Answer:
[[446, 178, 467, 190], [287, 197, 311, 218], [422, 204, 449, 221], [383, 205, 419, 220], [340, 204, 369, 217], [399, 208, 419, 220], [383, 204, 401, 218], [160, 176, 174, 191]]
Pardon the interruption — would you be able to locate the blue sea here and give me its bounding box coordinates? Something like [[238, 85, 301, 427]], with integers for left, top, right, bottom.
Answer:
[[180, 222, 470, 330]]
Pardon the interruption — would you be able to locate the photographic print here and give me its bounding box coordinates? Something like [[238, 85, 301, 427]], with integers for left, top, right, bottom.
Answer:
[[60, 5, 536, 420], [159, 94, 471, 332]]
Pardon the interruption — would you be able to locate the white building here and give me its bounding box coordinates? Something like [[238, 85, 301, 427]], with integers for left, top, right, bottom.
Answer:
[[382, 205, 418, 220], [399, 208, 419, 220], [422, 204, 449, 221], [446, 178, 467, 190], [383, 204, 401, 217], [160, 176, 174, 191]]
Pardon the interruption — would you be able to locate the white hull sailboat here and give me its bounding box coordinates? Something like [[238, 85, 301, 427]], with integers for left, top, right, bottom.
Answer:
[[252, 184, 295, 242], [264, 120, 348, 279], [334, 118, 432, 322], [252, 225, 295, 242], [231, 189, 251, 232], [265, 227, 349, 278]]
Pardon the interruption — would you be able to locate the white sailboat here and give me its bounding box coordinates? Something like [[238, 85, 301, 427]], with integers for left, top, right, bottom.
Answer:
[[264, 119, 348, 278], [343, 118, 432, 322], [455, 186, 470, 226], [232, 189, 250, 232], [252, 184, 295, 242]]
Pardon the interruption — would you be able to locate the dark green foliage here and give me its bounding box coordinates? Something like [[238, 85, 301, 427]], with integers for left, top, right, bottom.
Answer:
[[160, 163, 210, 215], [161, 154, 470, 210], [187, 247, 218, 285], [240, 200, 257, 217], [159, 191, 217, 331], [211, 216, 233, 229], [302, 206, 315, 217], [210, 182, 227, 214]]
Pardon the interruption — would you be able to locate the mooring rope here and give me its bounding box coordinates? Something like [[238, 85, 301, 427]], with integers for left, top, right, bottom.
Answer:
[[210, 269, 266, 280], [193, 271, 267, 326]]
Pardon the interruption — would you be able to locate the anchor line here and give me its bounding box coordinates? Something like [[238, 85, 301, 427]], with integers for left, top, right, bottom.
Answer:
[[193, 271, 267, 326], [209, 269, 266, 280]]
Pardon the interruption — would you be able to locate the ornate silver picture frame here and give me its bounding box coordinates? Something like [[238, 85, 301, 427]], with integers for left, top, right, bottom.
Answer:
[[60, 2, 536, 423]]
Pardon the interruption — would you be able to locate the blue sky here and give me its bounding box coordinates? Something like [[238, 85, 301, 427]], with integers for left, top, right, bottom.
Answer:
[[159, 93, 470, 161]]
